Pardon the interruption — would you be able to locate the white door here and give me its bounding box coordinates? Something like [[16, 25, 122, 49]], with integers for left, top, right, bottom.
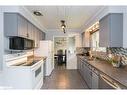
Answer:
[[67, 36, 77, 69]]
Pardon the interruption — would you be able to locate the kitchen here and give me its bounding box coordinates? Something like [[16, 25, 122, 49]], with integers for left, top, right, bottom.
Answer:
[[0, 6, 127, 89]]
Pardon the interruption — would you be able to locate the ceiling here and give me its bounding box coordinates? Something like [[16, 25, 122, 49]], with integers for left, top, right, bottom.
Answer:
[[25, 6, 103, 30]]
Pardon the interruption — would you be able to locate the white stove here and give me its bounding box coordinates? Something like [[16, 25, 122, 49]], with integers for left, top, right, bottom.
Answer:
[[4, 53, 44, 89]]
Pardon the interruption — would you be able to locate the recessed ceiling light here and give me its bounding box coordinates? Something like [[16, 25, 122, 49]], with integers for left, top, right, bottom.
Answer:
[[33, 10, 43, 16]]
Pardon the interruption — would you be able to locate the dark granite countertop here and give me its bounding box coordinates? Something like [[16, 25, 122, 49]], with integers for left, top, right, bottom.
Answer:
[[77, 55, 127, 88]]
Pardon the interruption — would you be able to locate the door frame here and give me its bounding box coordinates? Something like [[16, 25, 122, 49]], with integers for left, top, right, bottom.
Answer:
[[53, 36, 68, 68]]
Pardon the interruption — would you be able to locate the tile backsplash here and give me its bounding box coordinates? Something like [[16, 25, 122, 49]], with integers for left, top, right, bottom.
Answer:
[[109, 47, 127, 65], [76, 47, 90, 54], [76, 47, 127, 65]]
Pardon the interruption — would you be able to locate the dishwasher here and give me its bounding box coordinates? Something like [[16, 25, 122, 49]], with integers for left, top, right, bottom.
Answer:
[[99, 74, 125, 89]]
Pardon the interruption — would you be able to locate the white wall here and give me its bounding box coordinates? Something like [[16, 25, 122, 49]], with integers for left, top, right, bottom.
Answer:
[[46, 29, 82, 45], [46, 29, 82, 48], [46, 30, 67, 41]]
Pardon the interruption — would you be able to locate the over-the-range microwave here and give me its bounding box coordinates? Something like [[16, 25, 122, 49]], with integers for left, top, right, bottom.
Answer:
[[9, 37, 34, 50]]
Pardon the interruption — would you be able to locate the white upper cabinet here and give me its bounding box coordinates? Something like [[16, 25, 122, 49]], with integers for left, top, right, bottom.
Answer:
[[99, 13, 123, 47]]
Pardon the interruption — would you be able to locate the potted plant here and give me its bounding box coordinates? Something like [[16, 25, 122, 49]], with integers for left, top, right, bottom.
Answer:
[[110, 55, 121, 68]]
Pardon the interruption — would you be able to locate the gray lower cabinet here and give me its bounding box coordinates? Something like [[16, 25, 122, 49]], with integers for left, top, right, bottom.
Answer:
[[84, 63, 92, 88], [91, 69, 99, 89], [99, 13, 123, 47], [77, 57, 98, 89], [77, 57, 80, 70]]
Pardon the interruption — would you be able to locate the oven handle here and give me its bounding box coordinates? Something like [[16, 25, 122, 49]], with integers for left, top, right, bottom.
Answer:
[[100, 74, 121, 89]]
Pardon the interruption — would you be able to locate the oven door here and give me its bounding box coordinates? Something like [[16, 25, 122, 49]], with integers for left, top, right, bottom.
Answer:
[[31, 60, 43, 89]]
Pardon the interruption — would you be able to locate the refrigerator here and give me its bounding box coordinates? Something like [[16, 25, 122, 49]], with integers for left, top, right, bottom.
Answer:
[[34, 40, 53, 76]]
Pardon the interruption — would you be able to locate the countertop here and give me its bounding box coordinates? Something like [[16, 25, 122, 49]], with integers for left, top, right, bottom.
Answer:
[[25, 56, 47, 66], [12, 56, 47, 66], [77, 55, 127, 88], [27, 56, 47, 62]]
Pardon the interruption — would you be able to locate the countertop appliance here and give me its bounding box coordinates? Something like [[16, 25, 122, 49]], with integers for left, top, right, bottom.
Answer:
[[9, 37, 34, 50], [34, 40, 53, 76]]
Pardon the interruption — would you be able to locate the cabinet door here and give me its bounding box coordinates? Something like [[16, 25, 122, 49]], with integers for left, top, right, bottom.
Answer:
[[77, 57, 80, 70], [34, 27, 40, 47], [27, 22, 34, 40], [85, 31, 90, 47], [83, 63, 87, 80], [79, 58, 82, 73], [92, 72, 99, 89], [37, 29, 40, 46], [110, 14, 123, 47], [4, 13, 18, 36], [87, 67, 92, 88], [34, 27, 38, 47], [80, 60, 84, 76], [84, 64, 92, 88], [39, 31, 43, 40], [18, 15, 28, 38], [82, 32, 90, 47], [99, 15, 110, 47], [42, 32, 46, 40], [82, 32, 85, 47]]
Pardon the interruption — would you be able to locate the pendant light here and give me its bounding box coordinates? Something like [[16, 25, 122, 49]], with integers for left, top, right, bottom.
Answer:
[[61, 20, 66, 33]]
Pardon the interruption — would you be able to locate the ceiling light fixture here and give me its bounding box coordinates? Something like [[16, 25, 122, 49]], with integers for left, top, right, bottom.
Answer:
[[33, 10, 43, 16], [61, 20, 66, 33]]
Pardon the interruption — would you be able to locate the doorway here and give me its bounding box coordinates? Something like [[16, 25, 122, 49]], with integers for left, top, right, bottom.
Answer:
[[53, 37, 67, 69]]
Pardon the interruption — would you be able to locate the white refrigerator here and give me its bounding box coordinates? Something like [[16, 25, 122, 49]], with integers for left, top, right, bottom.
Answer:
[[34, 40, 54, 76]]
